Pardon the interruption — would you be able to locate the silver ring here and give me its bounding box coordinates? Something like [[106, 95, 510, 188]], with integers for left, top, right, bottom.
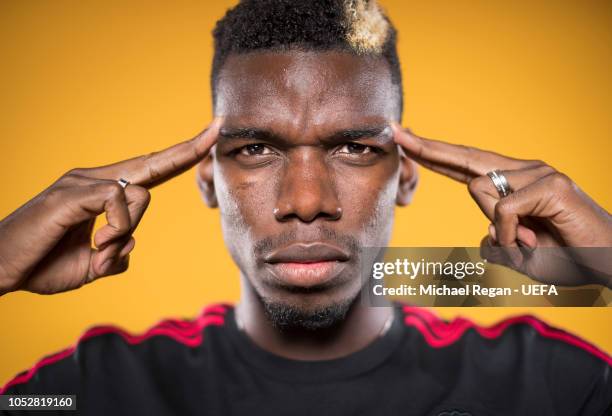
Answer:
[[117, 178, 130, 189], [486, 169, 512, 198]]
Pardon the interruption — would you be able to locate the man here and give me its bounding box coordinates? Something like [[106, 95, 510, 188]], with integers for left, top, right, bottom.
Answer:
[[1, 1, 610, 415]]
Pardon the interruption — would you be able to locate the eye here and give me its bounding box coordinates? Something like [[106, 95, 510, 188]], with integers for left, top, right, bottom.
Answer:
[[239, 144, 274, 156], [337, 143, 377, 154]]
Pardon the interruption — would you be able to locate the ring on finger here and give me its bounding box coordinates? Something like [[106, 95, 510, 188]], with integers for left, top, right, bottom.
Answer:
[[486, 169, 512, 198], [117, 178, 130, 189]]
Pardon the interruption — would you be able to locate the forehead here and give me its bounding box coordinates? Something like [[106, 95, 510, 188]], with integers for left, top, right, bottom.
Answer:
[[215, 50, 399, 131]]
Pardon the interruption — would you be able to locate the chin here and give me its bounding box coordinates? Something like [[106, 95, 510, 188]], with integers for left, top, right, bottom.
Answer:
[[256, 291, 359, 331]]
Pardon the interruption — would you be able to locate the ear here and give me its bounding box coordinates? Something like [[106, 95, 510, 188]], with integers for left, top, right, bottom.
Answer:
[[396, 149, 418, 206], [196, 152, 218, 208]]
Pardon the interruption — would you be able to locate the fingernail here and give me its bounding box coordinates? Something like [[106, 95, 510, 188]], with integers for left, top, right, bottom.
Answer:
[[488, 224, 497, 241], [119, 238, 136, 257], [381, 126, 393, 141], [517, 239, 535, 253], [211, 116, 224, 131], [195, 117, 223, 153]]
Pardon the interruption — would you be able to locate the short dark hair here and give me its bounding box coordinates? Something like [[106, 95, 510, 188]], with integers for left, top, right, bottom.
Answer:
[[211, 0, 403, 118]]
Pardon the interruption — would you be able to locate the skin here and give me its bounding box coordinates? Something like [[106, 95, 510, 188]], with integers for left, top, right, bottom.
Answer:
[[0, 49, 610, 362], [392, 126, 612, 285], [0, 121, 222, 294], [199, 51, 413, 358]]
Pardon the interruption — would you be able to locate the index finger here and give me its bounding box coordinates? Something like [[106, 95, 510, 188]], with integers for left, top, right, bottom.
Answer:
[[391, 123, 534, 183], [83, 117, 223, 188]]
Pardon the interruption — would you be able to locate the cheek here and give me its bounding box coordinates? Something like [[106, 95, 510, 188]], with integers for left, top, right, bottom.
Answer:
[[363, 172, 399, 246], [213, 160, 278, 242], [334, 160, 399, 247]]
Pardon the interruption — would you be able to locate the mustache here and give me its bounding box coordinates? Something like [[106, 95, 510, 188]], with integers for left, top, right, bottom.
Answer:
[[253, 226, 361, 258]]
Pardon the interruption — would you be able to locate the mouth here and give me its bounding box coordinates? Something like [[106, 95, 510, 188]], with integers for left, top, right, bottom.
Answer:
[[263, 243, 350, 288]]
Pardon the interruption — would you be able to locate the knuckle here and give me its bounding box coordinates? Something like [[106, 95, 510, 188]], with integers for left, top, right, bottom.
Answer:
[[536, 164, 556, 176], [141, 153, 162, 181], [61, 168, 91, 182], [129, 186, 151, 207], [548, 172, 573, 190], [102, 181, 125, 197], [57, 168, 92, 186], [56, 172, 78, 186], [147, 164, 161, 181], [467, 176, 486, 196], [139, 188, 152, 204], [56, 175, 74, 185], [65, 167, 86, 176], [43, 187, 65, 206], [494, 200, 512, 218], [468, 176, 482, 196], [116, 222, 131, 234]]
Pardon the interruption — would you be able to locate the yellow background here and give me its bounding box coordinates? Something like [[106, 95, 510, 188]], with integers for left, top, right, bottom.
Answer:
[[0, 0, 610, 383]]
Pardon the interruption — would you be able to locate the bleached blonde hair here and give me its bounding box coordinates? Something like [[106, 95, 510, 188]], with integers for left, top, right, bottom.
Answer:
[[344, 0, 390, 54]]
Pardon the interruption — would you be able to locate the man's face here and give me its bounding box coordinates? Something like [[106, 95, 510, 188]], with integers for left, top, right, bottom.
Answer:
[[203, 50, 408, 327]]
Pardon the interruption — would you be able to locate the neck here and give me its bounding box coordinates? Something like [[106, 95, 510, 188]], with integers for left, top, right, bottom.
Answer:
[[236, 275, 393, 361]]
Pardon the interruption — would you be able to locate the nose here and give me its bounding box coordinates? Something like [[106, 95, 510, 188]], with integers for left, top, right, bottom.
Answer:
[[273, 148, 342, 223]]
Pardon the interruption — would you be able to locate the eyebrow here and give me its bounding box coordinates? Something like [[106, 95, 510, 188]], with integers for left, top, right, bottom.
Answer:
[[327, 126, 390, 142], [219, 125, 391, 144], [219, 127, 282, 142]]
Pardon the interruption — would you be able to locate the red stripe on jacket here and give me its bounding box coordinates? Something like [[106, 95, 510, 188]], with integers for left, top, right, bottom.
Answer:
[[402, 305, 612, 366], [0, 303, 231, 393]]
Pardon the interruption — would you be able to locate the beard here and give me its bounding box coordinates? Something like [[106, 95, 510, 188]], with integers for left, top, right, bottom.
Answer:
[[256, 293, 358, 331], [247, 227, 363, 331]]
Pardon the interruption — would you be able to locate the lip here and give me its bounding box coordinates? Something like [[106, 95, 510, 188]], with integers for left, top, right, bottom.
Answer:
[[264, 242, 350, 264], [264, 243, 350, 288]]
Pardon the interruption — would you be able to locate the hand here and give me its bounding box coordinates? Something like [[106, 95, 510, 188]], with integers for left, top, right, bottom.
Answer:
[[392, 123, 612, 287], [0, 118, 222, 295]]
